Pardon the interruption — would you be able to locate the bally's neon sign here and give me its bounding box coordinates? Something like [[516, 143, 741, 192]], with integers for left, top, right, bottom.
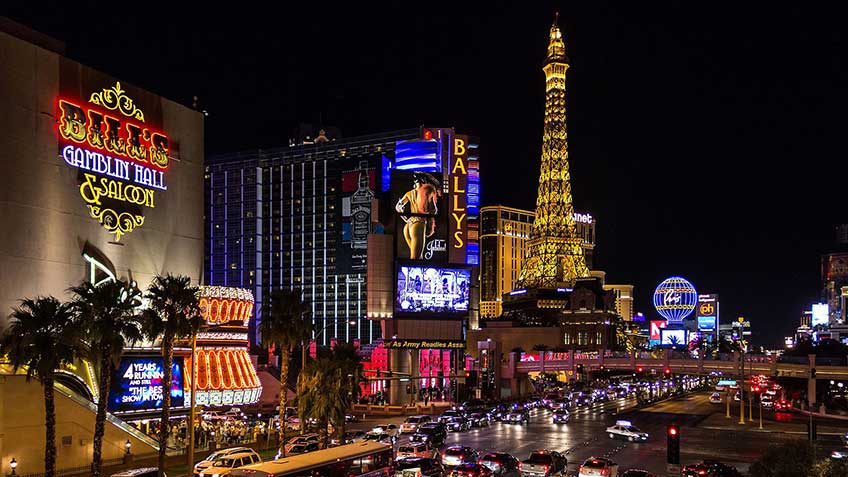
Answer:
[[449, 137, 468, 263], [57, 83, 170, 240]]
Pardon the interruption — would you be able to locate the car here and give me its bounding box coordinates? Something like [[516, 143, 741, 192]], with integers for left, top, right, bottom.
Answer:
[[439, 409, 465, 423], [478, 452, 521, 477], [578, 457, 618, 477], [330, 430, 367, 446], [224, 407, 244, 419], [286, 442, 319, 455], [733, 391, 741, 402], [552, 409, 570, 424], [410, 423, 448, 447], [761, 394, 774, 409], [345, 413, 359, 422], [202, 411, 229, 421], [504, 410, 529, 424], [441, 446, 479, 468], [445, 416, 471, 432], [460, 399, 487, 413], [398, 443, 438, 460], [682, 460, 740, 476], [364, 431, 394, 444], [286, 434, 319, 447], [468, 413, 491, 428], [371, 423, 399, 437], [714, 384, 726, 392], [194, 448, 258, 476], [572, 393, 592, 407], [605, 420, 648, 442], [197, 450, 262, 476], [549, 398, 570, 411], [395, 457, 445, 477], [488, 404, 509, 421], [402, 415, 434, 434], [620, 471, 656, 477], [709, 392, 723, 404], [519, 450, 567, 477], [774, 399, 791, 412], [450, 463, 493, 477], [112, 468, 164, 477]]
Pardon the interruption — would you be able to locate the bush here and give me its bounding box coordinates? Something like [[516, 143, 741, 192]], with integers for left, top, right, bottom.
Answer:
[[748, 439, 815, 477]]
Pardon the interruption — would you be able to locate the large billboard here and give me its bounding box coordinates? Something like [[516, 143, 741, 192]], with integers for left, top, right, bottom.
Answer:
[[396, 266, 470, 315], [696, 293, 719, 331], [812, 303, 829, 326], [392, 170, 448, 262], [108, 356, 185, 413], [661, 329, 687, 346], [338, 157, 377, 273]]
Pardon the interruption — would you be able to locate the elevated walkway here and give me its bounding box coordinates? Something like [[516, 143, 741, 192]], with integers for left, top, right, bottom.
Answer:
[[0, 370, 158, 476]]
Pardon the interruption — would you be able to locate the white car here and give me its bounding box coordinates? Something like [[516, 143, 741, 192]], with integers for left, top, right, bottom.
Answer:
[[605, 420, 648, 442], [195, 450, 261, 477], [578, 457, 618, 477], [400, 415, 432, 434], [714, 384, 726, 392], [194, 447, 255, 476], [709, 392, 723, 404], [371, 424, 399, 437]]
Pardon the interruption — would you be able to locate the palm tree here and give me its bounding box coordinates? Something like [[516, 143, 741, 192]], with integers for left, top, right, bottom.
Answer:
[[1, 297, 81, 477], [297, 345, 362, 448], [70, 280, 142, 477], [141, 275, 203, 477], [259, 288, 312, 456]]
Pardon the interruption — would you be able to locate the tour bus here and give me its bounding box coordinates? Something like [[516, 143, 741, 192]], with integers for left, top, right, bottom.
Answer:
[[230, 441, 393, 477]]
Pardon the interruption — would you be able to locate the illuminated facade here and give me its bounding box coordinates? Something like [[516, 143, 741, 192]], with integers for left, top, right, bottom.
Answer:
[[602, 284, 634, 321], [479, 205, 595, 318], [184, 286, 262, 407], [515, 15, 590, 290], [205, 129, 420, 345]]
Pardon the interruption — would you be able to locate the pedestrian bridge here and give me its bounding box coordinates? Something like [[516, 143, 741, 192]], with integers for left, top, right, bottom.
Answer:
[[506, 351, 848, 381]]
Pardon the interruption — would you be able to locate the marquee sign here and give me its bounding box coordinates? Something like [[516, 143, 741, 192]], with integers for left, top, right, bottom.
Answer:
[[57, 82, 170, 240], [384, 339, 466, 350]]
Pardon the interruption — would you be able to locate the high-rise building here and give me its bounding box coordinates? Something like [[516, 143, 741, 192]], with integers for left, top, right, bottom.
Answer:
[[479, 205, 595, 318], [603, 284, 634, 320], [205, 129, 420, 345]]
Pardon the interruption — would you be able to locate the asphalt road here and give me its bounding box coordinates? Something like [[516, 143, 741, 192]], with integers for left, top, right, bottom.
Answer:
[[352, 391, 848, 475]]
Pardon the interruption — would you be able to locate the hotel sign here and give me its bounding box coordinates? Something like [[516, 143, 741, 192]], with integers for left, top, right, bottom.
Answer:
[[449, 136, 468, 264], [57, 82, 170, 240]]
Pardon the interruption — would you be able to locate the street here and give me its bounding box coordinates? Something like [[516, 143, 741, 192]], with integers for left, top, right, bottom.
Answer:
[[351, 391, 848, 475]]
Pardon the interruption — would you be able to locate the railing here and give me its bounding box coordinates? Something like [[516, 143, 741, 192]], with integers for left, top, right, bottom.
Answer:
[[53, 381, 160, 451], [18, 454, 158, 477]]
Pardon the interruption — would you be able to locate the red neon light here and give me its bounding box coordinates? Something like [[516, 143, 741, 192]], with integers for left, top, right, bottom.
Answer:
[[57, 98, 170, 170], [185, 348, 260, 393]]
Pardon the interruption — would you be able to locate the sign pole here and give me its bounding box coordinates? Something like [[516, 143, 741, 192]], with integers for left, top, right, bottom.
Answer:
[[187, 332, 198, 467]]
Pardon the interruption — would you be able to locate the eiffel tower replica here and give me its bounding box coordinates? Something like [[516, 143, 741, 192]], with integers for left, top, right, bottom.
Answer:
[[503, 15, 613, 325]]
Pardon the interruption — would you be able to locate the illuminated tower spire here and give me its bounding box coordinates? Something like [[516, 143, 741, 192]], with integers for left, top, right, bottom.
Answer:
[[516, 14, 590, 289]]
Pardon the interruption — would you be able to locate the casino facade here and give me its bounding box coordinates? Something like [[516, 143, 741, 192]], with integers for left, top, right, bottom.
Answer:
[[0, 20, 207, 472]]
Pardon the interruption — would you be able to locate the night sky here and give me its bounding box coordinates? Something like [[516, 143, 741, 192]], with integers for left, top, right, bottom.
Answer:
[[7, 2, 847, 345]]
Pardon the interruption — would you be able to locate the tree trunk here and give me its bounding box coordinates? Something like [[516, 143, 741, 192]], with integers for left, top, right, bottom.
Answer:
[[301, 340, 307, 371], [92, 346, 112, 477], [338, 415, 346, 446], [279, 346, 290, 456], [158, 336, 174, 477], [44, 376, 57, 477], [321, 419, 329, 449]]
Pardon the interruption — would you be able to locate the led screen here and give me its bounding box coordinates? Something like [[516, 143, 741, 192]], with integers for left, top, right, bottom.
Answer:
[[396, 266, 470, 314], [698, 316, 716, 331], [108, 356, 184, 413], [661, 329, 687, 346]]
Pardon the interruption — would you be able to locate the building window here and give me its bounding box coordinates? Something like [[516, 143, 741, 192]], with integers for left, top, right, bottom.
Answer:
[[563, 334, 570, 345], [578, 332, 587, 345], [596, 332, 603, 345]]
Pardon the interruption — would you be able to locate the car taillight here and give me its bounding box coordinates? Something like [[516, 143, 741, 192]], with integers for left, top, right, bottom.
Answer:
[[518, 463, 522, 471], [698, 470, 706, 475], [600, 470, 607, 476]]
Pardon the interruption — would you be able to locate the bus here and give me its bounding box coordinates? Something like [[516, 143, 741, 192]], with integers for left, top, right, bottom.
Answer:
[[229, 441, 393, 477]]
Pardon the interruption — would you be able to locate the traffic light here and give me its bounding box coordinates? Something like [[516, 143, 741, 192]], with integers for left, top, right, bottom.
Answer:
[[637, 366, 644, 373], [664, 367, 671, 376], [667, 424, 680, 464]]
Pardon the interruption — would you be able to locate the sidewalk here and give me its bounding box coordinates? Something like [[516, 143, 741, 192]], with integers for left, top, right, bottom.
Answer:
[[699, 412, 848, 435]]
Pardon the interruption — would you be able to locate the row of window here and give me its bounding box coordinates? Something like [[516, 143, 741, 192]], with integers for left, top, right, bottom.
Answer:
[[563, 332, 604, 346]]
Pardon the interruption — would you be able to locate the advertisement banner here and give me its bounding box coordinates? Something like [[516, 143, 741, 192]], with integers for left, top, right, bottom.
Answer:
[[812, 303, 829, 326], [108, 356, 184, 413], [650, 320, 666, 340], [661, 329, 687, 346], [449, 135, 469, 264], [392, 170, 448, 262], [396, 265, 470, 315], [384, 339, 465, 350], [698, 316, 717, 331], [337, 157, 377, 273]]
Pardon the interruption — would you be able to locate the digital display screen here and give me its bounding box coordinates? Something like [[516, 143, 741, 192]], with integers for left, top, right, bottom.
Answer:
[[661, 329, 687, 346], [698, 316, 716, 331], [812, 303, 829, 326], [108, 356, 184, 413], [396, 266, 470, 315]]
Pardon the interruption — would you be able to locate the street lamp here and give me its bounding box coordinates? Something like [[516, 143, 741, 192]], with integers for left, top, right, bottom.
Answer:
[[125, 439, 131, 455], [9, 458, 17, 476]]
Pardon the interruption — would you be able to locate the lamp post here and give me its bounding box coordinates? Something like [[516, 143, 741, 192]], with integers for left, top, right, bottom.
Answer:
[[187, 331, 198, 467], [125, 439, 131, 455], [738, 352, 746, 425], [9, 458, 17, 476]]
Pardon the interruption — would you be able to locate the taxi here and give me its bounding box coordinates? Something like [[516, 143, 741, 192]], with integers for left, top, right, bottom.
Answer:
[[605, 420, 648, 442]]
